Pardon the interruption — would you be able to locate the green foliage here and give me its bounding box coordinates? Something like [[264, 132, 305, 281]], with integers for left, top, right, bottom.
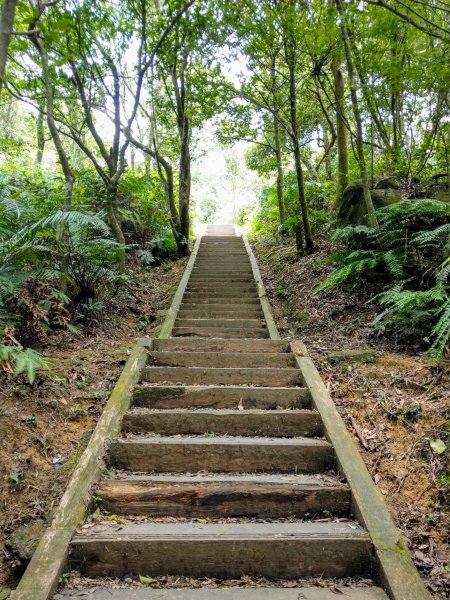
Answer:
[[0, 345, 48, 384], [317, 200, 450, 356]]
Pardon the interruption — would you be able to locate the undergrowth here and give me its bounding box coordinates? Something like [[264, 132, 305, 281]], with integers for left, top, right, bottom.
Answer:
[[317, 200, 450, 357]]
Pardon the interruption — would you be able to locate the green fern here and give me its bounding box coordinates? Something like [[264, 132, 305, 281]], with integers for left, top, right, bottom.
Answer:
[[0, 345, 48, 383], [317, 199, 450, 357]]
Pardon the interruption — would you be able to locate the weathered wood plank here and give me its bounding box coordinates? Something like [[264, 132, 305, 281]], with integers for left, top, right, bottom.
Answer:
[[70, 521, 371, 579], [132, 384, 311, 409], [175, 319, 265, 329], [141, 366, 302, 386], [108, 436, 334, 473], [172, 327, 269, 338], [54, 587, 389, 600], [97, 474, 349, 518], [178, 309, 264, 319], [291, 340, 431, 600], [122, 407, 322, 437], [153, 338, 289, 353], [147, 350, 293, 368]]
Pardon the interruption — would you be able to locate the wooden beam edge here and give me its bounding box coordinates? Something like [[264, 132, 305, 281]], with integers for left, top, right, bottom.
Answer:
[[158, 235, 202, 339], [242, 236, 280, 340], [12, 338, 152, 600], [290, 340, 430, 600]]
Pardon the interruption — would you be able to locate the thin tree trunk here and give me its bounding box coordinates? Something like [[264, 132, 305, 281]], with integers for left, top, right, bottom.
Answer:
[[285, 39, 314, 253], [173, 54, 191, 257], [270, 53, 285, 227], [274, 111, 285, 226], [31, 34, 76, 287], [35, 100, 45, 166], [107, 184, 126, 272], [178, 119, 190, 256], [322, 125, 332, 180], [335, 0, 379, 229], [0, 0, 17, 93], [332, 59, 349, 199]]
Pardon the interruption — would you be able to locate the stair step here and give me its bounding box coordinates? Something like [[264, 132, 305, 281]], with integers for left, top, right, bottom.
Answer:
[[122, 408, 322, 437], [97, 473, 349, 518], [141, 366, 302, 386], [132, 385, 311, 409], [178, 310, 264, 319], [193, 267, 253, 272], [175, 319, 264, 329], [179, 302, 261, 310], [187, 284, 257, 291], [108, 436, 333, 473], [70, 521, 371, 579], [184, 290, 259, 297], [153, 339, 289, 353], [189, 278, 254, 284], [147, 351, 293, 368], [55, 587, 389, 600], [172, 327, 269, 338], [182, 297, 261, 305]]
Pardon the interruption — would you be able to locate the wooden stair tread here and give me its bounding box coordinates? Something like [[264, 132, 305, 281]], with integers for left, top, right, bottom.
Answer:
[[100, 473, 343, 484], [97, 473, 350, 518], [122, 408, 322, 437], [73, 520, 368, 539], [108, 436, 333, 474], [111, 435, 330, 446], [69, 521, 372, 578], [147, 351, 294, 368], [172, 327, 269, 338], [55, 587, 389, 599], [141, 366, 302, 386], [153, 339, 289, 352], [132, 385, 311, 410]]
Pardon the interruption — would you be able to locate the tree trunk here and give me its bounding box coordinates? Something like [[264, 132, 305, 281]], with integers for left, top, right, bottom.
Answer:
[[35, 100, 45, 166], [178, 115, 191, 256], [172, 53, 191, 257], [32, 33, 76, 288], [322, 124, 332, 180], [285, 39, 314, 253], [273, 111, 285, 226], [332, 59, 349, 199], [270, 53, 285, 227], [0, 0, 17, 93], [107, 184, 126, 271], [335, 0, 379, 229]]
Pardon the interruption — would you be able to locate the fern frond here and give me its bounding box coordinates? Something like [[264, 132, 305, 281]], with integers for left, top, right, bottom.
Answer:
[[430, 297, 450, 357]]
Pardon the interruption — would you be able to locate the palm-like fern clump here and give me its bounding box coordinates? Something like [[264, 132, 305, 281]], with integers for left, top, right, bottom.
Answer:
[[317, 199, 450, 357], [0, 176, 127, 382]]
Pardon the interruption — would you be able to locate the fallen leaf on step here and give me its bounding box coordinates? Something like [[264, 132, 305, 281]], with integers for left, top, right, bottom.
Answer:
[[330, 587, 344, 594], [238, 398, 244, 410]]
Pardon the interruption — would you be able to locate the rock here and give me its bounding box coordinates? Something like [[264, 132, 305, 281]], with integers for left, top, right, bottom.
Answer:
[[7, 519, 46, 560], [428, 190, 450, 202], [370, 188, 402, 205], [337, 181, 402, 226], [326, 349, 378, 365], [375, 176, 401, 190]]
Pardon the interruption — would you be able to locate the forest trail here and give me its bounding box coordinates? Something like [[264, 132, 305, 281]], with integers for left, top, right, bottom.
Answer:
[[15, 226, 428, 600]]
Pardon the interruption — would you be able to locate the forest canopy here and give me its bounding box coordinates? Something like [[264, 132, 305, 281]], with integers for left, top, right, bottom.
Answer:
[[0, 0, 448, 375]]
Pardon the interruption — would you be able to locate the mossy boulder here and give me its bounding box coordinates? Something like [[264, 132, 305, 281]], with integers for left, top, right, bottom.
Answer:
[[326, 349, 378, 364], [7, 519, 46, 560], [337, 181, 402, 226]]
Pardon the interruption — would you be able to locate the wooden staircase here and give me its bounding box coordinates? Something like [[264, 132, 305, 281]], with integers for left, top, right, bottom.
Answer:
[[14, 225, 429, 600]]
